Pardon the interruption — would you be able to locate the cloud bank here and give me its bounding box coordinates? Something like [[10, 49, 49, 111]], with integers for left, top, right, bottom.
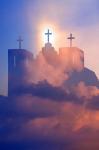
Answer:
[[0, 80, 99, 149]]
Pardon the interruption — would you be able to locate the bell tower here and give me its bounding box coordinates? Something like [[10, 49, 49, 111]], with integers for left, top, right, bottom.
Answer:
[[8, 37, 33, 96]]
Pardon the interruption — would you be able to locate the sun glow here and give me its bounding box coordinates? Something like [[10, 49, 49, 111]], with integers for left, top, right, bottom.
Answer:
[[42, 28, 55, 44], [36, 22, 67, 52], [38, 23, 58, 48]]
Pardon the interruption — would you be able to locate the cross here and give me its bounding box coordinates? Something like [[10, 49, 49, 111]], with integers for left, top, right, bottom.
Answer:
[[17, 36, 23, 49], [67, 33, 75, 47], [45, 29, 52, 43]]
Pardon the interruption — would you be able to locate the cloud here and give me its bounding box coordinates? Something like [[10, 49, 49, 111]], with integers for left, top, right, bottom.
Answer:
[[29, 53, 68, 86], [6, 34, 99, 150], [1, 84, 99, 150], [1, 96, 99, 150], [73, 81, 99, 99], [4, 48, 99, 148]]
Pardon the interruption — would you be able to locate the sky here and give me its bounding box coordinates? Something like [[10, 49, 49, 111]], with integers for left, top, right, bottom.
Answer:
[[0, 0, 99, 95]]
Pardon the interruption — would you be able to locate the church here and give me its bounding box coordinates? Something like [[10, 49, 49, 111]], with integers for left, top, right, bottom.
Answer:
[[8, 31, 99, 96]]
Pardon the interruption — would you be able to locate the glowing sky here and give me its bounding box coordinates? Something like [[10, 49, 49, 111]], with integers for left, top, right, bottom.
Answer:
[[0, 0, 99, 95]]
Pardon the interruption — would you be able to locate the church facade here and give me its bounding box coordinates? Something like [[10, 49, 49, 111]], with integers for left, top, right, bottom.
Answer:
[[8, 33, 99, 96]]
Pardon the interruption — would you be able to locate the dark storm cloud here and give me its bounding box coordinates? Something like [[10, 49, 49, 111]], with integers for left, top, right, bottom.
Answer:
[[87, 96, 99, 110], [10, 81, 83, 104]]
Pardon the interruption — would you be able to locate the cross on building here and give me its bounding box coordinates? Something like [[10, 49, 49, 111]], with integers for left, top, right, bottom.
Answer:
[[67, 33, 75, 47], [45, 29, 52, 43], [17, 36, 23, 49]]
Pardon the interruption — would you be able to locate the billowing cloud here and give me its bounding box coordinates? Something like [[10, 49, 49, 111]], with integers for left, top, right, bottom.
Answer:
[[0, 93, 99, 150], [5, 38, 99, 150], [73, 81, 99, 99], [26, 52, 68, 86], [6, 43, 99, 149]]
